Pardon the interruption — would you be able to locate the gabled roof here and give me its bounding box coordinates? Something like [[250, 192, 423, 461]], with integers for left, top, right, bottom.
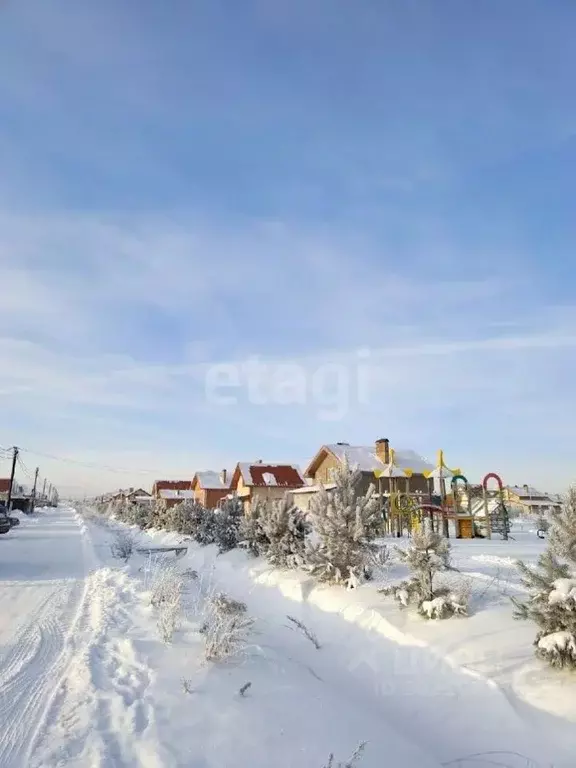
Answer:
[[191, 471, 231, 490], [305, 443, 433, 478], [231, 462, 305, 489], [127, 488, 150, 497]]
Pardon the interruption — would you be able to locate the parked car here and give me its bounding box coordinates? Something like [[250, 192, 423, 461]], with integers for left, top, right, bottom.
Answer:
[[0, 504, 11, 535]]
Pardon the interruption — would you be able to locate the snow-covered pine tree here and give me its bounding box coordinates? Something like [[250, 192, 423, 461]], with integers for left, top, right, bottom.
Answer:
[[381, 529, 466, 619], [164, 498, 207, 536], [213, 496, 244, 552], [195, 506, 217, 545], [512, 487, 576, 669], [305, 458, 382, 586], [239, 498, 270, 557], [259, 493, 310, 568]]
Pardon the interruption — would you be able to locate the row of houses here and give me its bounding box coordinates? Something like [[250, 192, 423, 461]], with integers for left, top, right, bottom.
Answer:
[[101, 437, 562, 517], [101, 439, 427, 512]]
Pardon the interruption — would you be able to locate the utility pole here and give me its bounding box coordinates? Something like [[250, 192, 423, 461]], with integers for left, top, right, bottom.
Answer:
[[6, 446, 19, 512], [30, 467, 40, 514]]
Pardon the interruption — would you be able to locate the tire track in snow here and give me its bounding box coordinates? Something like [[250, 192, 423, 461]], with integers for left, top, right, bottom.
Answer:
[[0, 580, 86, 768], [0, 508, 92, 768], [30, 566, 164, 768]]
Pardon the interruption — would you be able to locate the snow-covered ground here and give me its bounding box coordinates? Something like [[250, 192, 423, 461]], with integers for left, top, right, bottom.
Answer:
[[1, 508, 575, 767]]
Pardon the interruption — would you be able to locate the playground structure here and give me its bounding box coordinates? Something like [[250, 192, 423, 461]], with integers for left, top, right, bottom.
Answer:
[[374, 449, 512, 540]]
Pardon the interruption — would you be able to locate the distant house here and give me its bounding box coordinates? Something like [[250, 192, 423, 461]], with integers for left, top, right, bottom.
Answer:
[[152, 480, 192, 497], [303, 439, 433, 497], [229, 462, 305, 513], [191, 470, 231, 508], [112, 487, 151, 502], [152, 480, 194, 509], [0, 479, 25, 500], [504, 486, 562, 516], [0, 478, 12, 500], [0, 479, 29, 511]]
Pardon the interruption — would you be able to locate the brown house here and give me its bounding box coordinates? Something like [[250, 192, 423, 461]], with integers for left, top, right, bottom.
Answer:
[[191, 470, 231, 508], [229, 462, 305, 513], [113, 487, 151, 502], [151, 479, 194, 509], [304, 439, 433, 496]]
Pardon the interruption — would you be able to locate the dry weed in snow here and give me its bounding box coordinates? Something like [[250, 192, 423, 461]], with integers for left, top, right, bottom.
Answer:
[[143, 555, 184, 643], [323, 741, 367, 767], [286, 615, 322, 649], [181, 678, 195, 694], [110, 530, 137, 562], [239, 681, 252, 696], [157, 589, 182, 643], [200, 591, 255, 662]]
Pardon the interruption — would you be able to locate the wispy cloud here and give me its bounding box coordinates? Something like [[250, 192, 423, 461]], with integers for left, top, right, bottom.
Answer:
[[0, 207, 575, 495]]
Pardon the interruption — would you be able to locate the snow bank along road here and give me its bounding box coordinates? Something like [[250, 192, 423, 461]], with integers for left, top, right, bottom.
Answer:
[[0, 507, 97, 767], [2, 510, 575, 767]]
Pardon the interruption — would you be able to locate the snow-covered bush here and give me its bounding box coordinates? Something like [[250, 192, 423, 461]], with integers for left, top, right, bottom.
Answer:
[[381, 530, 466, 619], [213, 496, 244, 553], [124, 501, 153, 529], [200, 591, 254, 661], [164, 499, 207, 536], [305, 459, 382, 586], [147, 499, 170, 530], [513, 487, 576, 669], [110, 529, 137, 562]]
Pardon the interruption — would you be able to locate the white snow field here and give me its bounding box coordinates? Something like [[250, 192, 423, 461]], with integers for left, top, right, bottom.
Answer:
[[1, 508, 575, 767]]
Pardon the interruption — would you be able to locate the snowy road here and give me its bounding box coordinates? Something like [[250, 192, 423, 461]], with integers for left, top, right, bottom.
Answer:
[[0, 508, 94, 768]]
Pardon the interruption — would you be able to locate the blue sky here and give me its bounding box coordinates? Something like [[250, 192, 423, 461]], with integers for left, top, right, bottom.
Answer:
[[1, 0, 575, 494]]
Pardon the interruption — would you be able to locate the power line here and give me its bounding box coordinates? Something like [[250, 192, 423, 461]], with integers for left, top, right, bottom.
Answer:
[[16, 454, 35, 481], [19, 446, 169, 475]]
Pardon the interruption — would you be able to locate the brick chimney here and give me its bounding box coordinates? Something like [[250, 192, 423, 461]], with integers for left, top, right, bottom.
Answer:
[[375, 438, 390, 464], [220, 469, 227, 486]]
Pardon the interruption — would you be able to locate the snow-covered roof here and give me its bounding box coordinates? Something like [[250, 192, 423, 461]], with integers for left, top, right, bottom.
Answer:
[[507, 485, 551, 500], [159, 489, 195, 499], [236, 463, 304, 488], [291, 483, 337, 494], [519, 499, 558, 508], [324, 444, 433, 474], [193, 471, 231, 490]]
